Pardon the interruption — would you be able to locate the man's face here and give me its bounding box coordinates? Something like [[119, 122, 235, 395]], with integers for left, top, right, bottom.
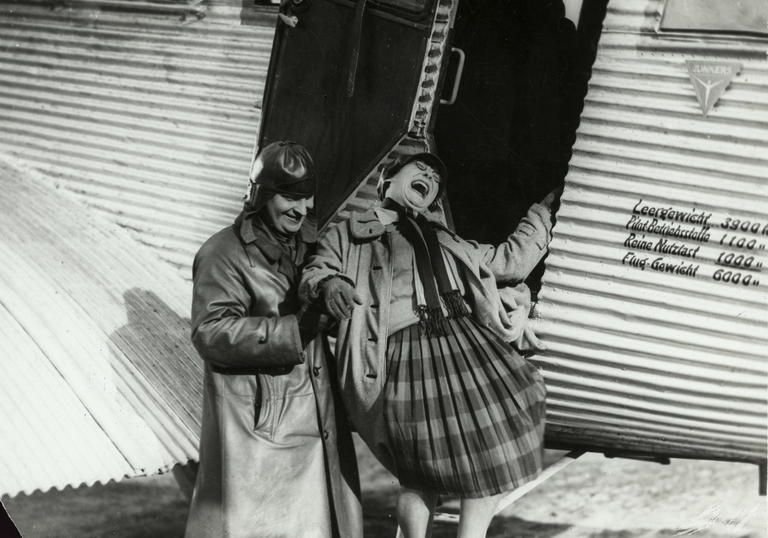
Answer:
[[384, 160, 441, 214], [264, 193, 314, 235]]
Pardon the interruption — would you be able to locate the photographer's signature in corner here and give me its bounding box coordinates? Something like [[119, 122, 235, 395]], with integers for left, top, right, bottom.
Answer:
[[674, 502, 761, 536]]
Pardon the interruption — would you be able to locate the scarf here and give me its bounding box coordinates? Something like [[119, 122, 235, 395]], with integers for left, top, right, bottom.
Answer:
[[388, 202, 470, 336]]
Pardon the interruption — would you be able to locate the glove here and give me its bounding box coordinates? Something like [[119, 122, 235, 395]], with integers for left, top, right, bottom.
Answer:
[[320, 277, 362, 320], [297, 303, 334, 348], [513, 324, 547, 357], [540, 186, 563, 210]]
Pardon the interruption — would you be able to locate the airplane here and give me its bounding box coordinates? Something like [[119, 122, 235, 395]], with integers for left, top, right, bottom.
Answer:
[[0, 0, 764, 526]]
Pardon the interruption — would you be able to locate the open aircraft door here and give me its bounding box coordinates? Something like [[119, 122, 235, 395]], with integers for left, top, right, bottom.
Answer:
[[257, 0, 461, 226]]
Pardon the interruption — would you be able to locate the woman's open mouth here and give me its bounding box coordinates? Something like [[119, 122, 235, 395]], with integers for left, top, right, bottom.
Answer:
[[410, 180, 429, 198]]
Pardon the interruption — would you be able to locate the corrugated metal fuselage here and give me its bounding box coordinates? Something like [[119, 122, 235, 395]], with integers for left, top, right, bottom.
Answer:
[[535, 0, 767, 464]]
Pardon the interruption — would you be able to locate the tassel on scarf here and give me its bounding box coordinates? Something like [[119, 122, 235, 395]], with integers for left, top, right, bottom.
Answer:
[[443, 289, 470, 319], [417, 305, 451, 338], [390, 202, 469, 338]]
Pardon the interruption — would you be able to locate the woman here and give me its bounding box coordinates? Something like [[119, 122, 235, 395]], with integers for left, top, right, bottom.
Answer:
[[185, 141, 362, 538], [301, 152, 555, 538]]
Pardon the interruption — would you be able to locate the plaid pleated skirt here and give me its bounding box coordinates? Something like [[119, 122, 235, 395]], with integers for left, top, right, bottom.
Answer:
[[382, 316, 546, 498]]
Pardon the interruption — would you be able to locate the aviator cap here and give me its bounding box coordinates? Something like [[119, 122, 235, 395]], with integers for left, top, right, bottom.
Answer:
[[245, 140, 316, 211]]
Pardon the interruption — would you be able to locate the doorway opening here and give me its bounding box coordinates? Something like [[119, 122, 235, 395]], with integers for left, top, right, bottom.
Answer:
[[434, 0, 607, 293]]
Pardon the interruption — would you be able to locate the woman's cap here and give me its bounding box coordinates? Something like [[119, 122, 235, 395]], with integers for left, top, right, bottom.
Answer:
[[400, 152, 447, 182]]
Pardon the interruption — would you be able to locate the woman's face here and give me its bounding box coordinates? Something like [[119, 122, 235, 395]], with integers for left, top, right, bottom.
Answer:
[[384, 160, 441, 214], [263, 193, 314, 235]]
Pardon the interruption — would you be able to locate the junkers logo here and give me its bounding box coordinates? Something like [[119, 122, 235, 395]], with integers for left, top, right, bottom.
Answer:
[[686, 60, 742, 116]]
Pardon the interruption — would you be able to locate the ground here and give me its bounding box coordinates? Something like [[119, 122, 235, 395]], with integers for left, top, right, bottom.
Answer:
[[4, 439, 766, 538]]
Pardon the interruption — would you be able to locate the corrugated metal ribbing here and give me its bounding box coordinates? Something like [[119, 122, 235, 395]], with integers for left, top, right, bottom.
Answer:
[[0, 0, 276, 276], [0, 157, 201, 497], [535, 0, 768, 462]]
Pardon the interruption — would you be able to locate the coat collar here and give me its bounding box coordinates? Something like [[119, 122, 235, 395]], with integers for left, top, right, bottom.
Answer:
[[348, 206, 443, 239], [234, 211, 315, 277], [237, 211, 282, 262], [349, 209, 387, 240], [348, 208, 473, 271]]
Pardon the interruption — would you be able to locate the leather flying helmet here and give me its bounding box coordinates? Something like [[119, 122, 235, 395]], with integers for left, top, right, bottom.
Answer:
[[245, 140, 316, 212]]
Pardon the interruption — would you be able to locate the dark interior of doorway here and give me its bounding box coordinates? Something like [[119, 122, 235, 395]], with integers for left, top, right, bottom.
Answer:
[[434, 0, 607, 295]]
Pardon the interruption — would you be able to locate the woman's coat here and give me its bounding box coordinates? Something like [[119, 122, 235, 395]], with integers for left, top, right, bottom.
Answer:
[[300, 203, 552, 463], [185, 213, 362, 538]]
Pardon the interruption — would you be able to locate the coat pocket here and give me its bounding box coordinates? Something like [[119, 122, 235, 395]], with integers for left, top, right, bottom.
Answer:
[[271, 393, 320, 441], [253, 375, 274, 435]]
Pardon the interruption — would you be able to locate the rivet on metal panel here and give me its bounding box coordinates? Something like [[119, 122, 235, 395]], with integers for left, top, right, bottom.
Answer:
[[409, 124, 426, 138]]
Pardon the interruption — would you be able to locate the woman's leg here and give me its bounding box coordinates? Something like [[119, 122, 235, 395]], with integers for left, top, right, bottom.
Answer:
[[456, 492, 505, 538], [395, 487, 438, 538]]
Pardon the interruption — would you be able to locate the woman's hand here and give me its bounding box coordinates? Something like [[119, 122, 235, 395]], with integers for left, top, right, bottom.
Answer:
[[540, 186, 563, 210], [320, 277, 363, 320], [513, 323, 547, 357]]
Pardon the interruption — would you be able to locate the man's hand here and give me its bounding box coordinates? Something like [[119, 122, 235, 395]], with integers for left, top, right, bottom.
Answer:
[[297, 303, 335, 348], [320, 277, 363, 320]]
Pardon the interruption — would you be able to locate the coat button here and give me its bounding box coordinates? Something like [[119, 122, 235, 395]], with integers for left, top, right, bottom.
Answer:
[[323, 430, 329, 440], [312, 366, 321, 377]]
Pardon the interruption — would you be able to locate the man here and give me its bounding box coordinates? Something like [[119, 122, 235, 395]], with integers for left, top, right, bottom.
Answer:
[[185, 141, 361, 538]]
